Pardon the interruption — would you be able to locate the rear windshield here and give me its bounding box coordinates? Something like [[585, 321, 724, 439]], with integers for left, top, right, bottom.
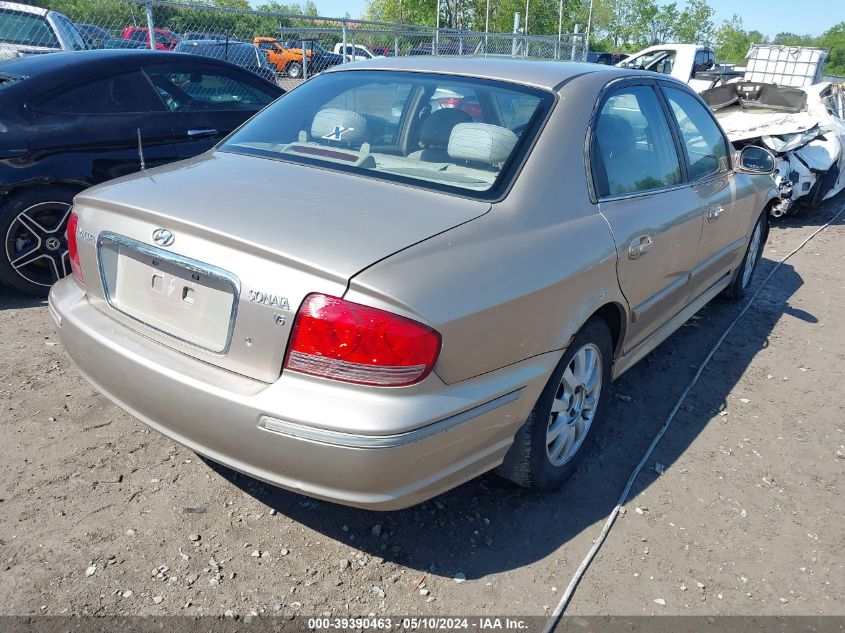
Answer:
[[220, 70, 553, 198], [0, 9, 58, 48]]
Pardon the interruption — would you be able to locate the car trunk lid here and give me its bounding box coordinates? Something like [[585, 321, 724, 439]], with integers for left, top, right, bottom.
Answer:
[[73, 151, 490, 382]]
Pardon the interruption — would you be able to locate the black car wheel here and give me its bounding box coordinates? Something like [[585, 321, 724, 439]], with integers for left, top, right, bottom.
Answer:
[[286, 61, 302, 78], [0, 186, 77, 297], [721, 210, 767, 302], [496, 317, 613, 490]]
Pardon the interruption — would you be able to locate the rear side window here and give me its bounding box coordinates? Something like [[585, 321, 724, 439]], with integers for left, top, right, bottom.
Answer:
[[592, 85, 682, 197], [34, 71, 166, 114], [145, 67, 278, 111], [0, 9, 58, 48], [495, 91, 542, 129], [663, 86, 729, 180]]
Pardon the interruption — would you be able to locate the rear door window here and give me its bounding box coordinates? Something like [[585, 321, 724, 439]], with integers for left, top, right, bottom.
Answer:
[[33, 71, 166, 114], [592, 85, 682, 197], [145, 66, 278, 111]]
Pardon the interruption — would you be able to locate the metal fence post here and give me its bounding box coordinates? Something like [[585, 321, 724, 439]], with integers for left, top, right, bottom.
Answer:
[[302, 39, 307, 80], [394, 34, 399, 57], [341, 19, 347, 62], [556, 0, 563, 60], [571, 23, 579, 61], [145, 0, 155, 50]]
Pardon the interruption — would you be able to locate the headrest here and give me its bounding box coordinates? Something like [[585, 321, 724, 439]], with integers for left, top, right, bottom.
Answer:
[[311, 108, 369, 146], [595, 114, 636, 158], [447, 123, 519, 165], [420, 108, 473, 148]]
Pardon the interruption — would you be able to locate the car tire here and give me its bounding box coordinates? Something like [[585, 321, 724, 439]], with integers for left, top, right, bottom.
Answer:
[[496, 317, 613, 490], [0, 185, 78, 297], [286, 62, 302, 78], [721, 210, 767, 302]]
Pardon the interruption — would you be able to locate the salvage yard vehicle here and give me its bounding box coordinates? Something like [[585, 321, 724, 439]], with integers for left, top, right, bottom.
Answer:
[[0, 49, 283, 295], [174, 39, 279, 83], [622, 43, 845, 217], [50, 58, 778, 510], [333, 42, 380, 61], [281, 39, 343, 73], [253, 36, 306, 78], [702, 62, 845, 217], [75, 23, 146, 50], [122, 26, 181, 51], [0, 1, 86, 60], [617, 44, 732, 92]]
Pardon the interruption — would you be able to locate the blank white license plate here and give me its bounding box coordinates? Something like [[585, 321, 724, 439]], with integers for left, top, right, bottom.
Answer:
[[99, 235, 237, 353]]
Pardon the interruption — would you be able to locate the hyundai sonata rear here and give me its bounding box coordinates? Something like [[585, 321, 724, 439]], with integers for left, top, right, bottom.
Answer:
[[49, 64, 563, 509]]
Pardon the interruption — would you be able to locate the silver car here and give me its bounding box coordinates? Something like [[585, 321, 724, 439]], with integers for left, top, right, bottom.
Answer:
[[50, 57, 778, 510]]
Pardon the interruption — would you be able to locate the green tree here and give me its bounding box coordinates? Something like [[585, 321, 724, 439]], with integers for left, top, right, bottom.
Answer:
[[773, 32, 816, 46], [714, 14, 751, 62], [819, 22, 845, 76], [675, 0, 714, 45]]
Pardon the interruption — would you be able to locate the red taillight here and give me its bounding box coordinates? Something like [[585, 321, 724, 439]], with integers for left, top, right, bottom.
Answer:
[[66, 211, 83, 283], [284, 294, 441, 387]]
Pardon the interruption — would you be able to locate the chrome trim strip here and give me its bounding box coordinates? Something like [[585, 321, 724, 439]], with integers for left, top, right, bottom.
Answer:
[[96, 232, 241, 356], [597, 181, 692, 203], [259, 388, 524, 449], [632, 273, 690, 320], [690, 237, 746, 279]]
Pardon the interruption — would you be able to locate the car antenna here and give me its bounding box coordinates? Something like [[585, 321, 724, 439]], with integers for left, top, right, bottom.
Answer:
[[137, 128, 146, 170]]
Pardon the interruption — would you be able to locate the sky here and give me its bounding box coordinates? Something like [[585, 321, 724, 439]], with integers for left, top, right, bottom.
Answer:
[[312, 0, 839, 37]]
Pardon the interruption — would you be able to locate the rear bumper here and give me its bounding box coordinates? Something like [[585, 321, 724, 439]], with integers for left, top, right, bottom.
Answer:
[[49, 277, 555, 510]]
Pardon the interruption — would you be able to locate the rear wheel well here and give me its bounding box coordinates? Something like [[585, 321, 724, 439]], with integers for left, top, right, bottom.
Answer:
[[590, 302, 626, 360]]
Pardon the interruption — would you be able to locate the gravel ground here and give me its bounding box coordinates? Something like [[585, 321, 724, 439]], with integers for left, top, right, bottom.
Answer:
[[1, 194, 843, 619]]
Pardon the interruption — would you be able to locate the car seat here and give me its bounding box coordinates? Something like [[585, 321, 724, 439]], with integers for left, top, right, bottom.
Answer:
[[408, 108, 473, 162]]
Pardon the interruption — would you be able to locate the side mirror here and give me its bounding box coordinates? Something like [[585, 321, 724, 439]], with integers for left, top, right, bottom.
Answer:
[[737, 146, 775, 174], [618, 61, 629, 68]]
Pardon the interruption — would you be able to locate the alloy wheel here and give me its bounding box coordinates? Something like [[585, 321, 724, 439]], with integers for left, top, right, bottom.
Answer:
[[4, 201, 72, 288], [546, 343, 603, 467]]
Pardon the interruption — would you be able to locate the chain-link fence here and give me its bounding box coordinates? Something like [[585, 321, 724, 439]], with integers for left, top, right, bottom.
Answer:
[[1, 0, 588, 81]]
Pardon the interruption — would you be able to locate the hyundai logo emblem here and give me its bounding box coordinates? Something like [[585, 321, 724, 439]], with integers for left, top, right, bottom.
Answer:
[[152, 228, 175, 247]]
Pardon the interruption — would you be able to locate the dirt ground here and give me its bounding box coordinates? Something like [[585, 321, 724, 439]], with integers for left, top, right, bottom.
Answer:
[[1, 195, 843, 620]]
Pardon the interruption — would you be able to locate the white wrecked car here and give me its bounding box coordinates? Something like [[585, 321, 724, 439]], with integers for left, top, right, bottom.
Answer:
[[702, 80, 845, 217], [620, 43, 845, 217]]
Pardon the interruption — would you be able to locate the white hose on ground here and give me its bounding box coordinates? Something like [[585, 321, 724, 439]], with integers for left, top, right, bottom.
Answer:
[[543, 203, 845, 632]]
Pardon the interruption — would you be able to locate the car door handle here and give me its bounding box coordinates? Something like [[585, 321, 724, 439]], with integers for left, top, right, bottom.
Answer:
[[707, 205, 725, 222], [628, 235, 654, 259], [187, 128, 218, 138]]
